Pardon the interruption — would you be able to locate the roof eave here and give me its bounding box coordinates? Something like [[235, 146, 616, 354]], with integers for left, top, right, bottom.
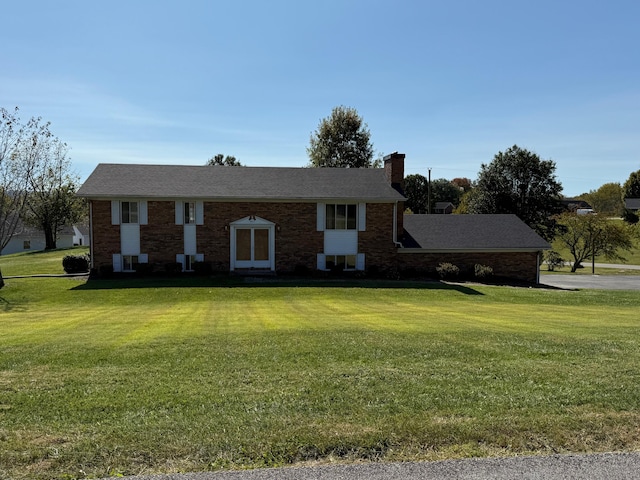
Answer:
[[398, 247, 550, 253]]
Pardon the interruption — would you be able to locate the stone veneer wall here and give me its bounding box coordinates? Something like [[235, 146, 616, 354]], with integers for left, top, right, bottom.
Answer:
[[397, 251, 541, 283]]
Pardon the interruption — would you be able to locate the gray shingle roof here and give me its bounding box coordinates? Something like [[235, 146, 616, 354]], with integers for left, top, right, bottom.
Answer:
[[624, 198, 640, 210], [76, 164, 405, 202], [402, 214, 550, 251]]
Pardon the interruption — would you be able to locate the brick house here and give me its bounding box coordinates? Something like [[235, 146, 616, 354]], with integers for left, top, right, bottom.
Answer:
[[77, 152, 550, 283]]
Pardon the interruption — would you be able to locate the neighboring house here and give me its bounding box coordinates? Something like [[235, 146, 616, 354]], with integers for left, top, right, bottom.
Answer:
[[1, 222, 75, 256], [76, 153, 550, 283], [624, 198, 640, 212], [560, 198, 592, 212], [73, 225, 91, 246], [434, 202, 454, 214]]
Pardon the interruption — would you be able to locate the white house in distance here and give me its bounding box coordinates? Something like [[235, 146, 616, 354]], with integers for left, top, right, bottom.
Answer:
[[1, 222, 88, 256]]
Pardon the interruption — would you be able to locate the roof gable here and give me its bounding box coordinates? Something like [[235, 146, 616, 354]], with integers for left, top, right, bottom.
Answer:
[[402, 214, 550, 251], [76, 164, 405, 202]]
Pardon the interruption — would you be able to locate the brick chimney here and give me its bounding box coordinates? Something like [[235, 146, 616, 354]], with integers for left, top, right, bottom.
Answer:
[[383, 152, 405, 244], [384, 152, 405, 194]]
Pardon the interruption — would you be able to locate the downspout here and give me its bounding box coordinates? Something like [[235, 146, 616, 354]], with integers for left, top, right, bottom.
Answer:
[[89, 201, 94, 270], [393, 201, 403, 248]]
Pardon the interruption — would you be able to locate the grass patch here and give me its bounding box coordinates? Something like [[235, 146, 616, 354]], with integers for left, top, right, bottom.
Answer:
[[0, 247, 89, 276], [1, 275, 639, 479]]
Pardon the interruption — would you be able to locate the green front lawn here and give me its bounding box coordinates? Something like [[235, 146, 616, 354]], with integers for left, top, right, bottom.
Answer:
[[1, 274, 639, 480], [0, 247, 89, 276]]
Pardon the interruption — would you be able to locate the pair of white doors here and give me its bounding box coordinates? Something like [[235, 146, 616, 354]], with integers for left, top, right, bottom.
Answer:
[[231, 217, 274, 270]]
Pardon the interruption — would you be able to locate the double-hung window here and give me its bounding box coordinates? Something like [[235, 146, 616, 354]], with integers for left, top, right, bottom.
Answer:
[[121, 201, 139, 224], [184, 202, 196, 224], [325, 204, 357, 230]]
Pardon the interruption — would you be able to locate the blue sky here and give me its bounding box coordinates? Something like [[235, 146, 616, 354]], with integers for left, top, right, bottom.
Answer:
[[2, 0, 639, 196]]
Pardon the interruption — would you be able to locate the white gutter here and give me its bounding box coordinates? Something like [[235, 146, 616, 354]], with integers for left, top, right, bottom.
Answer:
[[88, 201, 94, 270], [393, 201, 403, 247]]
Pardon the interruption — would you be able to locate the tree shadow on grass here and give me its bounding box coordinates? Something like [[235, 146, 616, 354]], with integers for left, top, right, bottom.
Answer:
[[71, 275, 485, 296]]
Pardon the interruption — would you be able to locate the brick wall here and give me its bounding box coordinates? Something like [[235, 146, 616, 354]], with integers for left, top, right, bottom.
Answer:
[[196, 202, 324, 272], [90, 200, 120, 268], [359, 203, 399, 271], [140, 201, 183, 264], [397, 251, 541, 283]]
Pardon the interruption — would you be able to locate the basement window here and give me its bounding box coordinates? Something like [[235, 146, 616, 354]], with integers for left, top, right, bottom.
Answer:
[[325, 255, 357, 271], [122, 255, 139, 272]]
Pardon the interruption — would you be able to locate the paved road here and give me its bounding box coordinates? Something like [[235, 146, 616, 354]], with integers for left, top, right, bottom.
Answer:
[[541, 274, 640, 290], [107, 453, 640, 479]]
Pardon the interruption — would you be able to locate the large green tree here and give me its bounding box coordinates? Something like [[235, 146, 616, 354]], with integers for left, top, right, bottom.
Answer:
[[467, 145, 563, 240], [580, 182, 624, 217], [307, 106, 374, 168], [21, 130, 82, 250], [431, 178, 463, 209], [623, 169, 640, 198], [555, 212, 633, 272], [404, 174, 428, 213]]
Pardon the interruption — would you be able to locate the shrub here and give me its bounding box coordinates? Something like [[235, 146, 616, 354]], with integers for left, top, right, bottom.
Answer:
[[622, 209, 639, 224], [544, 250, 565, 271], [62, 255, 90, 274], [193, 261, 213, 275], [164, 262, 183, 275], [98, 264, 113, 278], [134, 263, 154, 276], [474, 264, 494, 279], [436, 262, 459, 280]]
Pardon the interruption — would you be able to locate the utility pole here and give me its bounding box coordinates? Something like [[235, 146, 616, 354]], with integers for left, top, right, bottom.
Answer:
[[427, 168, 432, 214]]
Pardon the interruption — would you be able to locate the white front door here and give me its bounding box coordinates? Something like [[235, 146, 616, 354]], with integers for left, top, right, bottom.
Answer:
[[230, 216, 275, 271]]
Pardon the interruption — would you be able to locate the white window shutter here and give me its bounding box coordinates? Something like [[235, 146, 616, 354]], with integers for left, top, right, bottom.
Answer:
[[196, 201, 204, 225], [195, 253, 204, 262], [356, 253, 365, 271], [138, 253, 148, 263], [111, 201, 120, 225], [175, 201, 183, 225], [139, 201, 148, 225], [358, 203, 366, 231], [112, 254, 122, 272], [317, 203, 325, 231], [176, 254, 185, 272], [317, 253, 326, 270]]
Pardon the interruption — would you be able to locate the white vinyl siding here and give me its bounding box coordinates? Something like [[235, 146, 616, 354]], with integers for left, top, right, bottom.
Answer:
[[184, 224, 197, 255], [120, 224, 140, 255]]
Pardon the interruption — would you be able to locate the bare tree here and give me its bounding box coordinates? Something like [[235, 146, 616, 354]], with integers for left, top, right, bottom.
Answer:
[[0, 107, 44, 251]]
